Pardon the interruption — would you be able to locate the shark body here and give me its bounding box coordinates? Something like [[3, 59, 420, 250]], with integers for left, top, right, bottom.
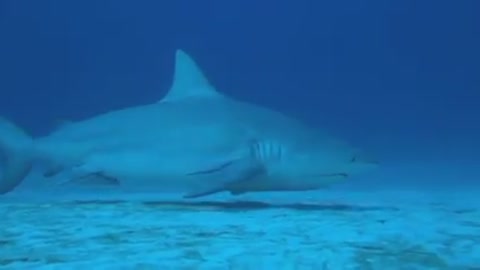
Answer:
[[0, 50, 377, 198]]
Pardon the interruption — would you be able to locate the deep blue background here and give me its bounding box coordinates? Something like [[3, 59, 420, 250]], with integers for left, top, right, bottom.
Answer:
[[1, 0, 479, 187]]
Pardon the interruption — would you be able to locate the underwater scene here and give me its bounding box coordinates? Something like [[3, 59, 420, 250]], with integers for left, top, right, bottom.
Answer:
[[0, 1, 479, 269]]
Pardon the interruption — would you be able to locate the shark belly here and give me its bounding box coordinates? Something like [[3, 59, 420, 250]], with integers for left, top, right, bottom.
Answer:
[[226, 175, 328, 194]]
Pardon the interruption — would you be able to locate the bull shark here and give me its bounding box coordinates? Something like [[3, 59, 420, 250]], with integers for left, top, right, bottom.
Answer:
[[0, 49, 378, 198]]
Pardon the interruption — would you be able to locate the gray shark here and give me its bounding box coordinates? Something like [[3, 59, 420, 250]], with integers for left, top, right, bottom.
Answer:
[[0, 50, 378, 198]]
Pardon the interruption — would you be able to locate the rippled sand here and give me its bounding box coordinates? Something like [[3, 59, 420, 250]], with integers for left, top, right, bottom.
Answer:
[[1, 189, 479, 269]]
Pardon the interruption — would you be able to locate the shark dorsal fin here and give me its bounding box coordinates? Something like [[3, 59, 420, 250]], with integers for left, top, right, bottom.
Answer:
[[161, 49, 221, 102]]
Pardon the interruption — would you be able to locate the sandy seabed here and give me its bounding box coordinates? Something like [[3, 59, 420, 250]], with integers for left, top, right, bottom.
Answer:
[[1, 187, 479, 270]]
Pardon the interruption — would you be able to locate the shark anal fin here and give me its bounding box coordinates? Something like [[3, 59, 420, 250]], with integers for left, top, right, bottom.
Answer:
[[57, 171, 119, 187], [183, 157, 264, 199], [54, 162, 119, 187]]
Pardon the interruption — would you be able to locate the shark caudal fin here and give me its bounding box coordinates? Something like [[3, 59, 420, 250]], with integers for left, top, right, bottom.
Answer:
[[0, 117, 34, 194]]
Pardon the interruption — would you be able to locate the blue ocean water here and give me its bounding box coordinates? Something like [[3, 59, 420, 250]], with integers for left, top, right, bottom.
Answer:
[[1, 0, 479, 269]]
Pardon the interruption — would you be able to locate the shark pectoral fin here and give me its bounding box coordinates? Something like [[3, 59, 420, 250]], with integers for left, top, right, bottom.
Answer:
[[183, 157, 264, 199]]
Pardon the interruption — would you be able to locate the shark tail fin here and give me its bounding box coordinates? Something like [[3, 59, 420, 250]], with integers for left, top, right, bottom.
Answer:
[[0, 117, 34, 194]]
